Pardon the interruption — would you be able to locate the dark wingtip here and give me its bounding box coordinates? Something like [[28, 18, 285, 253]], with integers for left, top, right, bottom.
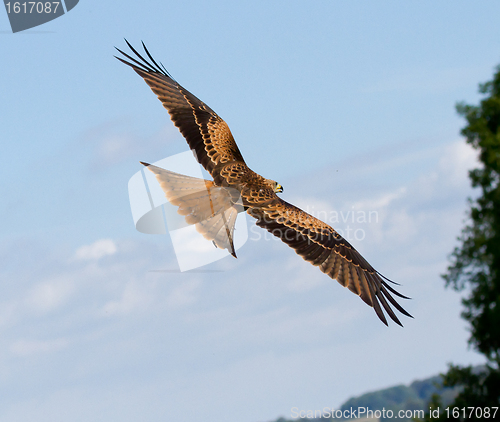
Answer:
[[382, 281, 411, 300], [115, 40, 166, 75], [378, 271, 401, 286], [140, 161, 150, 167]]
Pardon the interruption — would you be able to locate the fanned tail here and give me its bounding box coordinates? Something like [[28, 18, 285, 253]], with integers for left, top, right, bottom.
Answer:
[[142, 162, 241, 257]]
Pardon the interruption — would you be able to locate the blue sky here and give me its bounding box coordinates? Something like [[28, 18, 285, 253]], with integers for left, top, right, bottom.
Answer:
[[1, 1, 500, 421]]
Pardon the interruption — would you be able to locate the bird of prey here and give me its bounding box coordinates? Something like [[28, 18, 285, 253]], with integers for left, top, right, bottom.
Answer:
[[116, 41, 412, 326]]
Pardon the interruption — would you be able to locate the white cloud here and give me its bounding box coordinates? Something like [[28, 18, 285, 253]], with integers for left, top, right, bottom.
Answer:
[[102, 281, 152, 316], [437, 140, 479, 187], [24, 276, 75, 314], [96, 134, 134, 164], [325, 140, 478, 248], [352, 187, 407, 211], [403, 141, 476, 203], [74, 239, 117, 261]]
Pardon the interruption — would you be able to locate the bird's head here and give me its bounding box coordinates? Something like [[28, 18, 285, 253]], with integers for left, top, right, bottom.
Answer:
[[262, 178, 283, 193]]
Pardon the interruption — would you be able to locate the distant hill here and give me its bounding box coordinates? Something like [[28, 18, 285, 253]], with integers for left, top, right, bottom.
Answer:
[[336, 373, 460, 421], [267, 368, 471, 422]]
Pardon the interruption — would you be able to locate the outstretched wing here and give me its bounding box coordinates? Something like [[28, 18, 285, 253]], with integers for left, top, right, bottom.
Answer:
[[248, 199, 412, 326], [116, 41, 245, 178]]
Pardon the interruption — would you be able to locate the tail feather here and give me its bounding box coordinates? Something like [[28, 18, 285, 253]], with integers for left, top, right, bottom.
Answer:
[[196, 206, 239, 257], [143, 164, 240, 257]]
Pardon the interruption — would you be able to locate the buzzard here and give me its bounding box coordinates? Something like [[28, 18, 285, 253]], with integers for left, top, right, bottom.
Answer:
[[116, 41, 412, 326]]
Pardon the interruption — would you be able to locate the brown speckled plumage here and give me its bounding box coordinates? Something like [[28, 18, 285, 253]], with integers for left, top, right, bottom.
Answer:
[[116, 41, 412, 326]]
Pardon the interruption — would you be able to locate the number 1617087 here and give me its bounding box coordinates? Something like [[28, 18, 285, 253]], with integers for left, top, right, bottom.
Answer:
[[5, 2, 60, 14], [445, 406, 498, 419]]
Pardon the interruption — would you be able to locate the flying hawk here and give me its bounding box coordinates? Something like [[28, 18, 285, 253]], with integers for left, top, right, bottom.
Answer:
[[116, 41, 412, 326]]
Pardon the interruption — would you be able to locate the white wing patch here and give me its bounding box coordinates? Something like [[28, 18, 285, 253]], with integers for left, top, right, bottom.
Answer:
[[143, 164, 243, 257]]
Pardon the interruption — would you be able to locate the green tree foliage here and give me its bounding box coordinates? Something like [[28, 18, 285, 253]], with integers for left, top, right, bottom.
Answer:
[[418, 64, 500, 421], [447, 66, 500, 360]]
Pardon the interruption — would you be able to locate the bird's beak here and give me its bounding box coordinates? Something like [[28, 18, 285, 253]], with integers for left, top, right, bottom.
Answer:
[[276, 184, 283, 193]]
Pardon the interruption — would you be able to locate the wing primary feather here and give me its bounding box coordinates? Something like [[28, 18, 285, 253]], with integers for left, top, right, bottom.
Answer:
[[115, 49, 154, 73], [366, 275, 388, 326], [124, 39, 162, 74], [159, 61, 170, 75], [118, 39, 169, 77], [375, 289, 403, 327], [357, 269, 373, 307], [381, 280, 411, 299], [378, 272, 401, 286], [116, 44, 156, 73], [380, 285, 414, 318], [141, 41, 173, 78]]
